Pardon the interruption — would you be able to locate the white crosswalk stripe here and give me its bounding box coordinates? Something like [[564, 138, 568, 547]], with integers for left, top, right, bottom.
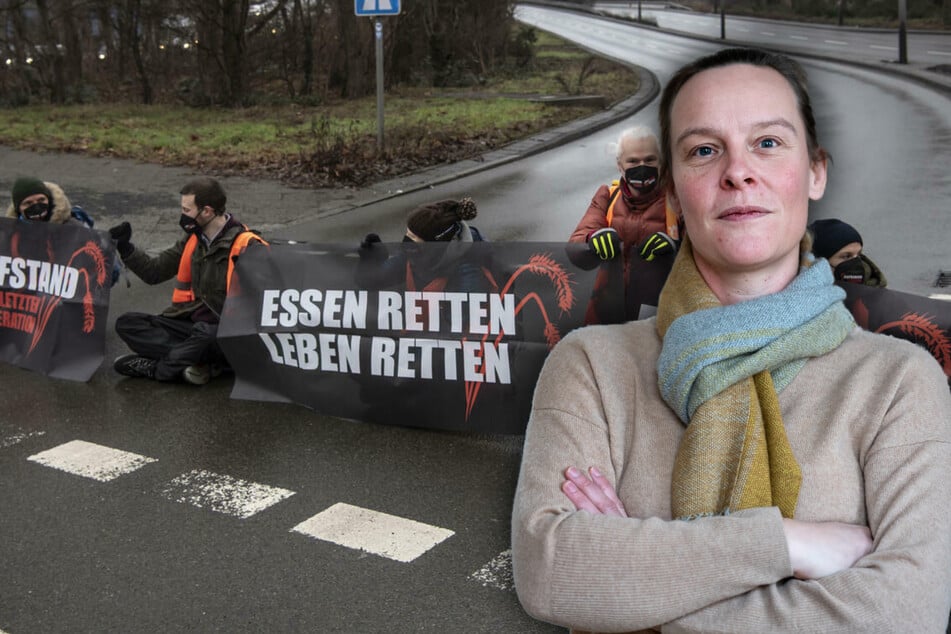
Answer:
[[27, 439, 157, 482], [291, 502, 454, 562], [159, 469, 295, 519], [20, 439, 499, 576], [1, 429, 45, 449], [469, 550, 514, 591]]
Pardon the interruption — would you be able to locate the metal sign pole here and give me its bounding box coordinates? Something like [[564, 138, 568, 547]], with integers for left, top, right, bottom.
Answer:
[[375, 19, 384, 152], [898, 0, 908, 64]]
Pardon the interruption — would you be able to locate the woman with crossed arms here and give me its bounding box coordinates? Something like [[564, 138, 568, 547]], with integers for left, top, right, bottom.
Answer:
[[512, 47, 950, 633]]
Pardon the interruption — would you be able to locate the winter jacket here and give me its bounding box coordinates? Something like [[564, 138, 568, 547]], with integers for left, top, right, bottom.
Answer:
[[120, 215, 263, 322], [5, 181, 93, 228]]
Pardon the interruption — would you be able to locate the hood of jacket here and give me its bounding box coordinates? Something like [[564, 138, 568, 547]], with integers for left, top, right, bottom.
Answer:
[[6, 181, 73, 224]]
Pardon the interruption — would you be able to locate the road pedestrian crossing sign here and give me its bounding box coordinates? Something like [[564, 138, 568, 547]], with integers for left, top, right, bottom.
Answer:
[[355, 0, 400, 16]]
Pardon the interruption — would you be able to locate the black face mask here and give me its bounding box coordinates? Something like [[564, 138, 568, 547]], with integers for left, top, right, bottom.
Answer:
[[22, 202, 51, 221], [833, 256, 869, 285], [179, 212, 203, 236], [624, 165, 659, 195]]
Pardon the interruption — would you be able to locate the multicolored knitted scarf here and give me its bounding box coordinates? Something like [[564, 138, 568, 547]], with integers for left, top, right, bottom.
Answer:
[[656, 237, 855, 520]]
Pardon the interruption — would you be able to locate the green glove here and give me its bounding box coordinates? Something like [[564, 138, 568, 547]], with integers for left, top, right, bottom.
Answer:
[[638, 232, 677, 262], [588, 227, 621, 261]]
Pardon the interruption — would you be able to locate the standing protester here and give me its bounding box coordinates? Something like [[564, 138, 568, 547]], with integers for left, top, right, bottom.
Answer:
[[809, 217, 887, 287], [512, 48, 950, 632], [109, 177, 266, 385]]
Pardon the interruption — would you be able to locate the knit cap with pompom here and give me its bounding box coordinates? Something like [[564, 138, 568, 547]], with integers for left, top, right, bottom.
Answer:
[[406, 197, 478, 241]]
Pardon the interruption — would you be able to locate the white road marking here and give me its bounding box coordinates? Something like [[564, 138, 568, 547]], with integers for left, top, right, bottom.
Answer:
[[789, 35, 809, 40], [929, 293, 951, 301], [1, 429, 46, 449], [927, 50, 951, 56], [825, 40, 848, 45], [870, 44, 896, 51], [291, 502, 454, 563], [160, 469, 295, 519], [761, 31, 776, 36], [27, 440, 157, 482], [469, 550, 514, 591]]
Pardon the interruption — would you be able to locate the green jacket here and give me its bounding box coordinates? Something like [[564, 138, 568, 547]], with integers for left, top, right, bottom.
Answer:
[[122, 218, 256, 322]]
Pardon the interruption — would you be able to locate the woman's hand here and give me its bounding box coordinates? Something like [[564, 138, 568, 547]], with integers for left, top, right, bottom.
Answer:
[[782, 518, 873, 579], [561, 466, 628, 517]]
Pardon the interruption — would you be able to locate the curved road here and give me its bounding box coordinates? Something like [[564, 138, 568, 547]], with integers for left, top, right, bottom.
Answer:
[[292, 5, 951, 295]]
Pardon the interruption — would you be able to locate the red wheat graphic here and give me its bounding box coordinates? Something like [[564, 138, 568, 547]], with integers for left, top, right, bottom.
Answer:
[[876, 312, 951, 377], [28, 241, 108, 353], [464, 253, 576, 420]]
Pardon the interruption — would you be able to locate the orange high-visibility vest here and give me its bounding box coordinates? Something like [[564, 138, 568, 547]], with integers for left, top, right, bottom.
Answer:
[[171, 229, 267, 304], [605, 181, 680, 241]]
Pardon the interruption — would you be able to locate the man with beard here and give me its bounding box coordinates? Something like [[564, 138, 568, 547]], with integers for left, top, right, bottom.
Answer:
[[108, 177, 266, 385]]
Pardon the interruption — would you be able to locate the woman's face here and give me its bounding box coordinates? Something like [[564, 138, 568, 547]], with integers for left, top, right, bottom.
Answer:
[[668, 64, 827, 284]]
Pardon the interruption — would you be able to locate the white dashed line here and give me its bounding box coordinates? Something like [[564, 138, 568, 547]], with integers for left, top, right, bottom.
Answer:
[[789, 35, 809, 40], [825, 40, 848, 45], [870, 44, 896, 51], [761, 31, 776, 36], [27, 440, 157, 482], [1, 429, 46, 449], [927, 50, 951, 56], [469, 550, 514, 591], [929, 293, 951, 301], [160, 469, 295, 519], [291, 502, 454, 563]]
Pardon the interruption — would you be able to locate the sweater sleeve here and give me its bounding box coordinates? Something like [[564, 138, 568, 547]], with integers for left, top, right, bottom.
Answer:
[[511, 331, 793, 632], [569, 185, 613, 243], [664, 347, 951, 633], [122, 237, 187, 285]]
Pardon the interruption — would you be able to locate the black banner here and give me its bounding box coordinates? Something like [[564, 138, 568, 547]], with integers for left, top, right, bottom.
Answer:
[[0, 218, 114, 381], [219, 241, 627, 434], [219, 242, 951, 433], [839, 282, 951, 381]]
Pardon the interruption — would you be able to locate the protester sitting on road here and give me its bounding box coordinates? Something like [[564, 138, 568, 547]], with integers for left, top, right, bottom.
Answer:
[[809, 217, 887, 287], [356, 197, 496, 425], [7, 177, 96, 228], [569, 126, 681, 269], [403, 196, 486, 243], [569, 126, 683, 322], [512, 47, 951, 633], [109, 176, 267, 385], [7, 176, 122, 285], [359, 196, 490, 291]]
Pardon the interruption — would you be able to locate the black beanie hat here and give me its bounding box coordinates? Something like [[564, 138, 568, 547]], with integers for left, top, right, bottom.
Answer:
[[809, 218, 863, 260], [406, 197, 477, 242], [11, 177, 52, 212]]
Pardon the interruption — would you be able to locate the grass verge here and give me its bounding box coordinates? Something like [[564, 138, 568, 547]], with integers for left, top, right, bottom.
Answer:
[[0, 30, 639, 188]]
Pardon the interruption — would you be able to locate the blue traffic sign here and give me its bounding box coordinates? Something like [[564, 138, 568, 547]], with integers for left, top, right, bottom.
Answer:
[[355, 0, 400, 16]]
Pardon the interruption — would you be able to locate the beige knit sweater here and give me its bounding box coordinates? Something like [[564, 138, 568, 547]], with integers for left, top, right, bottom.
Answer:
[[512, 319, 951, 633]]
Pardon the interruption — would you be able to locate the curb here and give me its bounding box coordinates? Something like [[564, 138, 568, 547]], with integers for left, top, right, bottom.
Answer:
[[310, 63, 661, 221]]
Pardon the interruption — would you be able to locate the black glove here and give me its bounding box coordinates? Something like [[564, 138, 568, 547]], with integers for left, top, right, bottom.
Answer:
[[360, 233, 381, 249], [108, 222, 134, 258], [588, 227, 621, 261], [638, 232, 677, 262]]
